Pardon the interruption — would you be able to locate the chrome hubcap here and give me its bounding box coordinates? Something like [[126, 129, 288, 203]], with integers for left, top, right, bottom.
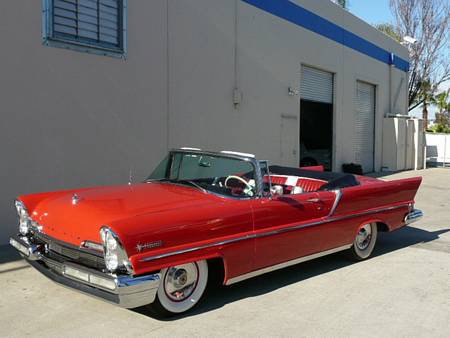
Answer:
[[163, 263, 199, 302], [356, 224, 372, 250]]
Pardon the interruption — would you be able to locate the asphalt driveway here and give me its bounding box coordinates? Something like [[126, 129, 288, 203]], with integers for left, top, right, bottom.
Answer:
[[1, 168, 449, 338]]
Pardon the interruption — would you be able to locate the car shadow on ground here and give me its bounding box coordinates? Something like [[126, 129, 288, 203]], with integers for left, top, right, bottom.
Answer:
[[133, 225, 449, 320], [0, 244, 22, 264], [0, 244, 31, 274]]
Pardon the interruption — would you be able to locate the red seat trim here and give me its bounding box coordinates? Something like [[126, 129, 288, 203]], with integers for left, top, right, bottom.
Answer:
[[264, 175, 326, 192]]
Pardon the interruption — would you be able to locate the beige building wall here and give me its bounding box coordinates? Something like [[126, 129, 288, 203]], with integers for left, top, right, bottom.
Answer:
[[0, 1, 169, 244], [0, 0, 409, 244]]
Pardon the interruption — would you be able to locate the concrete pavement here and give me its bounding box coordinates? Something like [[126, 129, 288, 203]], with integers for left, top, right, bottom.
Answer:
[[1, 168, 449, 337]]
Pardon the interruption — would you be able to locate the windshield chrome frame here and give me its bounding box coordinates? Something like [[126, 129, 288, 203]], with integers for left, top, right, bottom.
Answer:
[[157, 149, 264, 199]]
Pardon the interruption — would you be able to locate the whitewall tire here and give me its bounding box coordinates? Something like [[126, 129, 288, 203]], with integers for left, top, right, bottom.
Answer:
[[349, 223, 378, 260], [149, 260, 208, 316]]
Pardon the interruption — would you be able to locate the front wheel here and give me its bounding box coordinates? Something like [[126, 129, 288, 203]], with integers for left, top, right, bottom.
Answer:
[[349, 223, 378, 260], [148, 260, 208, 317]]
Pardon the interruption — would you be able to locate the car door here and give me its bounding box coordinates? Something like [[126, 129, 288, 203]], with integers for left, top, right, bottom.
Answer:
[[250, 190, 336, 271]]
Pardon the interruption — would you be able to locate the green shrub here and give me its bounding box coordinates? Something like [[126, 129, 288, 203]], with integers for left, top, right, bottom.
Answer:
[[428, 124, 450, 134]]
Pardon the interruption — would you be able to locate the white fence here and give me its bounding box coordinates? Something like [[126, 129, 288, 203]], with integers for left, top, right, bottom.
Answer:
[[426, 133, 450, 167]]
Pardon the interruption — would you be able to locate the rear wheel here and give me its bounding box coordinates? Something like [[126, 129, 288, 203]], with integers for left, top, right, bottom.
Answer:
[[148, 260, 208, 317], [349, 223, 378, 260]]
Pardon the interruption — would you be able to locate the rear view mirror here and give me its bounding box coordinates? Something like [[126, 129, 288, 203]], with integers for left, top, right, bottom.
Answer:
[[198, 156, 211, 167]]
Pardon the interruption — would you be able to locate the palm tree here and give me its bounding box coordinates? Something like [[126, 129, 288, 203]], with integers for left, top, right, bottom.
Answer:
[[418, 81, 436, 131], [434, 90, 450, 115], [433, 90, 450, 130]]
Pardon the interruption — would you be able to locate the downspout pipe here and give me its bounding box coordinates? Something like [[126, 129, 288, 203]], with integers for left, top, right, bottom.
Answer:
[[389, 53, 395, 117]]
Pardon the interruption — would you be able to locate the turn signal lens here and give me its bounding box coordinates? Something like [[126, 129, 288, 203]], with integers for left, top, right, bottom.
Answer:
[[64, 266, 90, 282], [89, 274, 117, 290], [63, 265, 117, 291]]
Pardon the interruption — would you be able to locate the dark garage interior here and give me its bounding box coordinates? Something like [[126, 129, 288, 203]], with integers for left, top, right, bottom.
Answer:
[[300, 100, 333, 170]]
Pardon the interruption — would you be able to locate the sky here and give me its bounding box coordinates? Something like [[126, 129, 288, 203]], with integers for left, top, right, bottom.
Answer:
[[347, 0, 449, 121], [348, 0, 394, 26]]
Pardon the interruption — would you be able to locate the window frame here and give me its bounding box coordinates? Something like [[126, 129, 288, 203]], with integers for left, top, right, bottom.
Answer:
[[41, 0, 128, 59]]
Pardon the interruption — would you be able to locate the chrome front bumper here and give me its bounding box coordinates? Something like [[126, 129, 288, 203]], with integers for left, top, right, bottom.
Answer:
[[9, 235, 161, 309], [404, 209, 424, 225]]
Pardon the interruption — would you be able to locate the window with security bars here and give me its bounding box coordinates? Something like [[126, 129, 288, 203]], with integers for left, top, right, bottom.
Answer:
[[42, 0, 127, 58]]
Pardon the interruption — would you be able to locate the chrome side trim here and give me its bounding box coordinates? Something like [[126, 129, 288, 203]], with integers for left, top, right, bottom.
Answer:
[[328, 189, 343, 217], [140, 234, 256, 262], [404, 209, 423, 225], [140, 203, 409, 263], [225, 244, 352, 285]]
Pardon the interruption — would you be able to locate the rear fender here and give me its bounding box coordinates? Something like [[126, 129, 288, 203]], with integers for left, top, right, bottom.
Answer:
[[335, 176, 422, 216]]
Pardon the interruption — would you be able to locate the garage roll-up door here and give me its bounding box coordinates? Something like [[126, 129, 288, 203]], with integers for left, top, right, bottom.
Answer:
[[301, 66, 333, 103], [354, 81, 376, 173]]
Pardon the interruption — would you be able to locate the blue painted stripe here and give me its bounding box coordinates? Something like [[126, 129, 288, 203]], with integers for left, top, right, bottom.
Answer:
[[242, 0, 410, 72]]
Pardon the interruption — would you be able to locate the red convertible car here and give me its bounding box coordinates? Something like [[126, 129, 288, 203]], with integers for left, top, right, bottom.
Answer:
[[10, 148, 423, 316]]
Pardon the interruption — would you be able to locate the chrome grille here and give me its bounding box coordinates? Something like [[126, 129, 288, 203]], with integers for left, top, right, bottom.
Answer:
[[33, 232, 105, 271]]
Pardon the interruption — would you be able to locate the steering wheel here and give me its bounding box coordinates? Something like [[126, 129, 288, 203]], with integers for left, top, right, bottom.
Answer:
[[224, 175, 254, 196]]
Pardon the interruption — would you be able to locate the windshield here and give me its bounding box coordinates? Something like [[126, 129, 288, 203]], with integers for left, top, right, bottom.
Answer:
[[147, 152, 258, 198]]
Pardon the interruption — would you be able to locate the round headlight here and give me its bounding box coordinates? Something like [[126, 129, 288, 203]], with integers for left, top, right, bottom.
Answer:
[[104, 231, 119, 271], [105, 250, 119, 271], [100, 227, 132, 274], [105, 231, 118, 251], [15, 200, 30, 236]]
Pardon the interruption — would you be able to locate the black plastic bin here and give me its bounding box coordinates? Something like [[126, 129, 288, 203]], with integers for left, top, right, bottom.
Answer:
[[342, 163, 363, 175]]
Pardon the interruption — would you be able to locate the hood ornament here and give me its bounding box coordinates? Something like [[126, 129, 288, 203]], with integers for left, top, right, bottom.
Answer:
[[72, 194, 82, 205]]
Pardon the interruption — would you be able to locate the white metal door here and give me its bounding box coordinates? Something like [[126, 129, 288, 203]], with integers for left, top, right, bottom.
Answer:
[[354, 81, 376, 173], [301, 66, 333, 103]]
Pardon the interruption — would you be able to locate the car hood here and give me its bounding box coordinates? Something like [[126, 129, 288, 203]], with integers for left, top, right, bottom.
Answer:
[[28, 182, 219, 246]]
